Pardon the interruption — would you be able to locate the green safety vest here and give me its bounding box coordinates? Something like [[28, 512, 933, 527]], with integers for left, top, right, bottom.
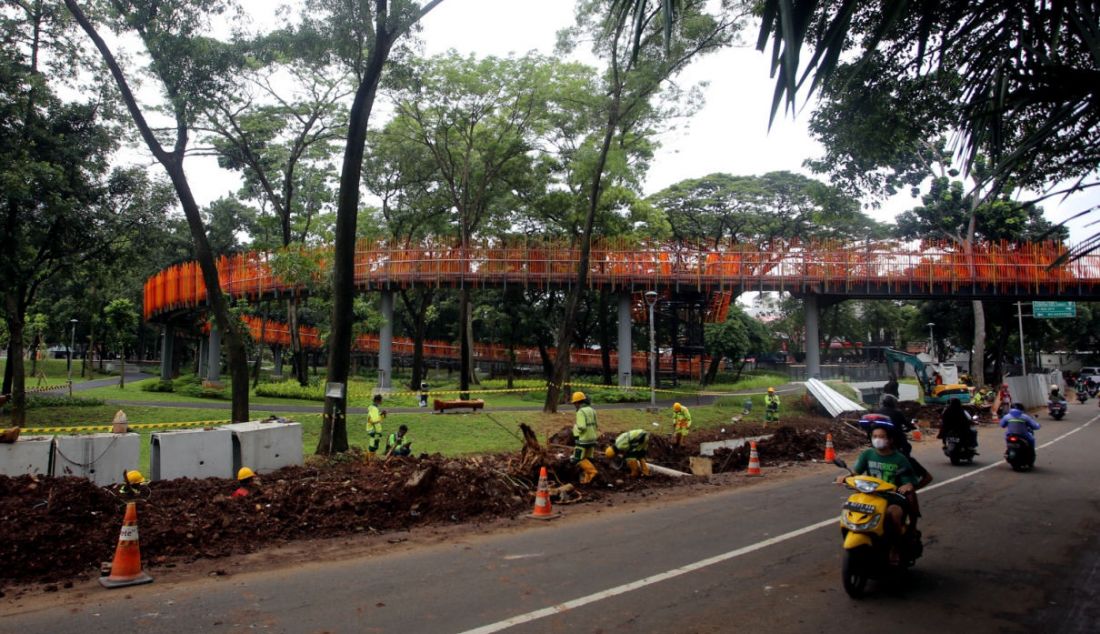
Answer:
[[573, 405, 598, 445], [367, 404, 384, 432], [387, 433, 410, 450], [615, 429, 649, 453]]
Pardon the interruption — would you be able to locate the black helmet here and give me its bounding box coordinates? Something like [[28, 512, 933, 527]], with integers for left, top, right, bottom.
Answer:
[[1011, 402, 1025, 410]]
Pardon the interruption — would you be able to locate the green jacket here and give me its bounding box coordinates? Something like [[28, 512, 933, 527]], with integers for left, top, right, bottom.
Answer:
[[573, 405, 598, 445], [614, 429, 649, 455], [387, 432, 411, 451], [367, 404, 384, 433]]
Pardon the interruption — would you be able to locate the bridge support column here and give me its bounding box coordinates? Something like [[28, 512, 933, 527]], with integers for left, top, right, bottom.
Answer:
[[618, 293, 632, 387], [379, 291, 394, 389], [206, 325, 221, 384], [160, 325, 174, 381], [805, 295, 821, 380]]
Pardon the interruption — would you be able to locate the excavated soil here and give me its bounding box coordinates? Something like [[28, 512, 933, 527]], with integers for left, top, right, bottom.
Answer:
[[1, 416, 862, 588]]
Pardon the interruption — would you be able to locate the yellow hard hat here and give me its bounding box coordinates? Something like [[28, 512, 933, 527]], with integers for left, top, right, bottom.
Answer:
[[673, 402, 682, 412], [237, 467, 256, 481], [768, 387, 776, 393], [125, 470, 146, 486], [605, 446, 616, 458], [571, 391, 587, 404]]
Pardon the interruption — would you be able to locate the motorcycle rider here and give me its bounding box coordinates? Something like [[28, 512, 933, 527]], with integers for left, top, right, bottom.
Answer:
[[835, 422, 918, 566], [876, 394, 933, 489], [937, 397, 977, 450], [1000, 402, 1041, 450], [1049, 383, 1066, 403]]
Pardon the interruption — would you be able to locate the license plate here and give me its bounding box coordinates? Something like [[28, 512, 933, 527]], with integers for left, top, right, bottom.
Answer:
[[843, 501, 876, 514]]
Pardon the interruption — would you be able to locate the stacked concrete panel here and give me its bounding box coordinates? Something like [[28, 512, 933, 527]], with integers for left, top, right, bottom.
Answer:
[[0, 435, 54, 477], [221, 421, 303, 474], [150, 428, 234, 481], [52, 433, 140, 486]]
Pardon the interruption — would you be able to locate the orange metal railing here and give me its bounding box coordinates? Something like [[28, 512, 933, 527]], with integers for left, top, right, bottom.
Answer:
[[145, 239, 1097, 321]]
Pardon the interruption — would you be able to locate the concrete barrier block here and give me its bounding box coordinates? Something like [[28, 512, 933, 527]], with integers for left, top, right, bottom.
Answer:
[[150, 428, 234, 481], [52, 433, 140, 486], [220, 421, 303, 474], [0, 435, 54, 477]]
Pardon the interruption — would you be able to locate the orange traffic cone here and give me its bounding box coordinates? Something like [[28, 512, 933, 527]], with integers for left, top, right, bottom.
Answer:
[[824, 433, 836, 462], [746, 441, 763, 476], [100, 501, 153, 588], [911, 423, 923, 442], [528, 466, 561, 520]]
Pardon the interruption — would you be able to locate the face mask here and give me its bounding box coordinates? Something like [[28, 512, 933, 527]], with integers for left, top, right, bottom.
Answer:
[[872, 438, 889, 450]]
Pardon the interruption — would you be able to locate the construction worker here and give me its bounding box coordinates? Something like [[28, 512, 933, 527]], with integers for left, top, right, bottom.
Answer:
[[233, 467, 259, 498], [366, 394, 386, 456], [119, 470, 148, 500], [765, 387, 781, 423], [672, 402, 692, 446], [606, 429, 651, 477], [386, 424, 412, 457], [571, 391, 599, 484]]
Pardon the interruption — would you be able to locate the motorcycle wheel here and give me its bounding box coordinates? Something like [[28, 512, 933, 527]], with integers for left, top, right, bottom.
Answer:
[[1053, 412, 1065, 420], [950, 455, 962, 466], [842, 548, 869, 599]]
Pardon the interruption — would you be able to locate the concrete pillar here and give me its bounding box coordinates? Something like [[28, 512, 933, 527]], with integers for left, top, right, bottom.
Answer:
[[805, 295, 821, 380], [160, 325, 174, 381], [618, 293, 633, 387], [206, 326, 221, 383], [273, 344, 283, 377], [379, 291, 394, 389]]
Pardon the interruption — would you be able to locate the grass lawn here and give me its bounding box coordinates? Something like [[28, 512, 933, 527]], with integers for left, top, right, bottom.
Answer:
[[0, 357, 118, 385], [12, 384, 815, 474]]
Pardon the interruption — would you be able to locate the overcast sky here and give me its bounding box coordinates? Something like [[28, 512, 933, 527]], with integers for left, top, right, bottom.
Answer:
[[193, 0, 1096, 240]]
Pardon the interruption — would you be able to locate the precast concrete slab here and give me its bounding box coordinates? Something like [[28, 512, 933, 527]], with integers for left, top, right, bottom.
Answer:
[[698, 434, 774, 457], [220, 421, 303, 474], [0, 435, 54, 477], [52, 433, 140, 486], [150, 428, 234, 481]]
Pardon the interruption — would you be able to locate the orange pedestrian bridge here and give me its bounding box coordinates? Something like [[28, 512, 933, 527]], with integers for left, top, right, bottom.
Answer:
[[144, 240, 1099, 385]]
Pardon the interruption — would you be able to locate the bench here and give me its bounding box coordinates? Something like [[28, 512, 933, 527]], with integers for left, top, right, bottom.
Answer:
[[433, 399, 485, 413]]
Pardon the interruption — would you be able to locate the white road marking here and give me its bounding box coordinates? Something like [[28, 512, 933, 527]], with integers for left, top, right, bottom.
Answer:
[[459, 415, 1098, 634]]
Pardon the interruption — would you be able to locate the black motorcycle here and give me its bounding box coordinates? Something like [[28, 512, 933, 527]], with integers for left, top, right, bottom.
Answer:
[[1048, 399, 1067, 420], [1004, 433, 1035, 471], [1088, 379, 1099, 398], [943, 434, 977, 465], [1076, 387, 1088, 404]]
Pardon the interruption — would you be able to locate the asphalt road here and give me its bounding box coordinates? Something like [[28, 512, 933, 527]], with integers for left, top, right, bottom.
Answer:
[[4, 405, 1098, 633]]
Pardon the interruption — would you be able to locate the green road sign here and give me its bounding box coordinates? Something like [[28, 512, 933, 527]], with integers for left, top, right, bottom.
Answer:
[[1033, 301, 1076, 318]]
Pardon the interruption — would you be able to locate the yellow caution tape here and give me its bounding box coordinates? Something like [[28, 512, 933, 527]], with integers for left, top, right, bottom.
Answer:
[[23, 420, 230, 434], [22, 382, 72, 395]]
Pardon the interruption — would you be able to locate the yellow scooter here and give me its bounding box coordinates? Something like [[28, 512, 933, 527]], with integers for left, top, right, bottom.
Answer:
[[834, 458, 923, 598]]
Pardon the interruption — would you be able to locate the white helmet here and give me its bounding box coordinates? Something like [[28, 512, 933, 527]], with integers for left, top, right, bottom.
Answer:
[[1050, 384, 1059, 391]]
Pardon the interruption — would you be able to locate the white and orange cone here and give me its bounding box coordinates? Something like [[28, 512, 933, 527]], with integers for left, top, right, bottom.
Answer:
[[746, 441, 763, 477], [99, 501, 153, 588], [529, 466, 561, 520], [824, 433, 836, 462]]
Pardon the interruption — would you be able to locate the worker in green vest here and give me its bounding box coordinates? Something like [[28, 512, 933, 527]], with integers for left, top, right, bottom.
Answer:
[[605, 429, 651, 477], [672, 402, 692, 446], [571, 391, 599, 484], [765, 387, 781, 423], [366, 394, 386, 456], [386, 424, 412, 457]]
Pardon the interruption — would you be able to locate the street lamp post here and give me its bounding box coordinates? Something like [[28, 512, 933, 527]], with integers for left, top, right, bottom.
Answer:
[[67, 319, 78, 383], [645, 291, 659, 408]]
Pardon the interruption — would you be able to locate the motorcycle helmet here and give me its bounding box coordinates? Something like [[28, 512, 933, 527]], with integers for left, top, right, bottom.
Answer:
[[880, 394, 899, 408], [857, 413, 892, 433], [1011, 402, 1025, 410]]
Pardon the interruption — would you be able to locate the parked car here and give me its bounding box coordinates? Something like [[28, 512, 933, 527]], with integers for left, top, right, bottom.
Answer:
[[1078, 366, 1100, 381]]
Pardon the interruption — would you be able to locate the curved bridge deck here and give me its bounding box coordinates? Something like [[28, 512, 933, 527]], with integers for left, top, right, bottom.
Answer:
[[144, 240, 1099, 321]]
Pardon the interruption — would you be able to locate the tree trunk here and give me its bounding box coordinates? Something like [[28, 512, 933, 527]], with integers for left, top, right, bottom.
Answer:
[[544, 93, 622, 413], [288, 295, 307, 387], [703, 355, 721, 386], [5, 305, 26, 426], [598, 289, 613, 385], [118, 340, 126, 388], [29, 334, 39, 377], [2, 340, 13, 395], [466, 297, 479, 386], [971, 300, 986, 385], [406, 288, 432, 390], [458, 287, 471, 399], [319, 30, 395, 455]]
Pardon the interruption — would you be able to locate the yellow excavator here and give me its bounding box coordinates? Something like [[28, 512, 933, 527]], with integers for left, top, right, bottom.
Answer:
[[884, 348, 972, 404]]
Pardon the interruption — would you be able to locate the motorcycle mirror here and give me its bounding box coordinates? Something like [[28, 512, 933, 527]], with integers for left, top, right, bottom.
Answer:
[[832, 457, 848, 470]]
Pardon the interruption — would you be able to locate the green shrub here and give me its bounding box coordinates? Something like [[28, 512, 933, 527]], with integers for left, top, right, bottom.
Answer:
[[255, 381, 325, 401], [26, 395, 104, 408], [172, 374, 229, 400], [141, 379, 175, 393]]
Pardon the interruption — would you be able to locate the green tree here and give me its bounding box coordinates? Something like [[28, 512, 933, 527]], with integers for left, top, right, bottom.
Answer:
[[103, 298, 138, 388], [64, 0, 254, 422], [544, 0, 741, 412], [702, 305, 770, 384]]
